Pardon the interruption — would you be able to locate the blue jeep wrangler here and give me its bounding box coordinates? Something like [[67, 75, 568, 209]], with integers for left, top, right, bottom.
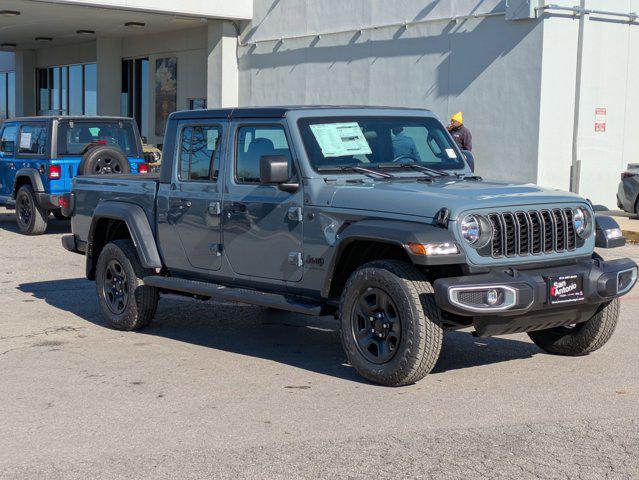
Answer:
[[0, 116, 146, 235]]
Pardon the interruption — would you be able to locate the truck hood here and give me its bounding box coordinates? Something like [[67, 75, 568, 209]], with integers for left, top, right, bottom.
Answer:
[[327, 178, 586, 220]]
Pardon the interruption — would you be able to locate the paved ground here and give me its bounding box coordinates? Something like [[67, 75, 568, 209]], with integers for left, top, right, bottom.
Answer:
[[0, 206, 638, 479]]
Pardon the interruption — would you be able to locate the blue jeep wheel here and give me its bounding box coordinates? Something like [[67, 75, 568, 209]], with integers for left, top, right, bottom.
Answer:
[[15, 185, 48, 235]]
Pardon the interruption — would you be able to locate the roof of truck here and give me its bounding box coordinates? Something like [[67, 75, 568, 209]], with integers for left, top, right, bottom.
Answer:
[[6, 116, 135, 123], [170, 106, 433, 121]]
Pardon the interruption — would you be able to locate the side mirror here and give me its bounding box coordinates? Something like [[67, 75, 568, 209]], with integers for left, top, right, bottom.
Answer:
[[140, 136, 148, 144], [260, 155, 291, 185], [462, 150, 475, 173]]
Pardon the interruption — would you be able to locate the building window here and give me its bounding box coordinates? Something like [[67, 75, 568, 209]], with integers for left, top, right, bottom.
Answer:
[[121, 58, 149, 139], [189, 98, 207, 110], [0, 71, 15, 119], [36, 63, 97, 116]]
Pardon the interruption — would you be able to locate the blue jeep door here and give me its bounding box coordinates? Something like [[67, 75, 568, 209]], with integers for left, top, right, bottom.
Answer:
[[222, 122, 304, 282], [0, 123, 18, 198]]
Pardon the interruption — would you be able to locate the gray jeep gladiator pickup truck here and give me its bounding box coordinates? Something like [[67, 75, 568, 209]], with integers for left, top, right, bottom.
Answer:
[[62, 106, 637, 386]]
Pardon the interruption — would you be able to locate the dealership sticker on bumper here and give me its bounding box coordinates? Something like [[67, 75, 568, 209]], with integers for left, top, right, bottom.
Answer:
[[548, 275, 585, 305]]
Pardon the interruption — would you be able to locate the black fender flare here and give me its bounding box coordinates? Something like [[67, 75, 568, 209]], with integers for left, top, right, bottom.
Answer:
[[87, 201, 162, 278], [321, 219, 466, 298], [12, 168, 44, 197]]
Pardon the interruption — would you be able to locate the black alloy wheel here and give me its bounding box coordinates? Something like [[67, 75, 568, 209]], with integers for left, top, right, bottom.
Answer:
[[102, 259, 129, 315], [351, 288, 402, 364], [17, 192, 33, 227], [94, 156, 123, 174]]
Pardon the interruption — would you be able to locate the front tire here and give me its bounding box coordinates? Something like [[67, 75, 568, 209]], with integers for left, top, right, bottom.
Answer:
[[528, 299, 620, 356], [96, 239, 158, 331], [15, 185, 48, 235], [339, 260, 443, 387]]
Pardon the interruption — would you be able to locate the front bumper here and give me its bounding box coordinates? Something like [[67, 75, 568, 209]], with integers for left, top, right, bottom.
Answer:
[[433, 256, 637, 336]]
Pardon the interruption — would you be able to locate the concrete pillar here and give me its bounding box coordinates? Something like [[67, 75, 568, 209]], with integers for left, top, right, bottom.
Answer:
[[96, 37, 122, 116], [207, 20, 239, 108], [14, 50, 36, 117]]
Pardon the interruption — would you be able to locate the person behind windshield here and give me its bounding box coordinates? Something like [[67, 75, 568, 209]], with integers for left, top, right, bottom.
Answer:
[[391, 126, 420, 161], [447, 112, 472, 151]]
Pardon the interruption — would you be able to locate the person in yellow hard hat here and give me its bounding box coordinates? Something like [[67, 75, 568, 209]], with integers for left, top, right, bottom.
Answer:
[[447, 112, 472, 152]]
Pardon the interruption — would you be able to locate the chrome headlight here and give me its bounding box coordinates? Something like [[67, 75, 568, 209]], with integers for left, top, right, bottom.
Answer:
[[572, 207, 593, 238], [460, 214, 492, 248]]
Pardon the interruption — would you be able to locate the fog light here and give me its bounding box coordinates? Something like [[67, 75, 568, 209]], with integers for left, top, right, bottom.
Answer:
[[486, 289, 499, 306], [605, 228, 623, 240], [617, 267, 637, 295]]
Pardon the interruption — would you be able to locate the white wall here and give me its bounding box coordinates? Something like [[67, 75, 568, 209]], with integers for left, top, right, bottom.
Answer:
[[537, 0, 639, 208], [35, 42, 96, 68], [238, 0, 545, 183]]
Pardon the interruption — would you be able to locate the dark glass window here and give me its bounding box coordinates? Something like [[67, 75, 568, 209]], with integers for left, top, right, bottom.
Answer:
[[0, 73, 6, 118], [0, 125, 17, 154], [236, 125, 291, 184], [84, 64, 97, 115], [57, 121, 137, 156], [36, 63, 96, 116], [18, 124, 47, 155], [68, 65, 83, 115], [178, 125, 221, 181]]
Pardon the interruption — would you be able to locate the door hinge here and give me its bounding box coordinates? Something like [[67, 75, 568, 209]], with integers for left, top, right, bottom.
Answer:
[[208, 201, 222, 216], [287, 206, 303, 222], [209, 243, 223, 257], [288, 251, 303, 267]]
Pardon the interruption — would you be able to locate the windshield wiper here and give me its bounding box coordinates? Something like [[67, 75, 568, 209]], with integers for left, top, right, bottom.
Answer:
[[317, 165, 395, 179], [377, 162, 450, 177]]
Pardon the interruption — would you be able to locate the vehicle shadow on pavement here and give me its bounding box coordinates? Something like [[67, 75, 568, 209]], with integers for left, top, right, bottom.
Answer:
[[19, 278, 541, 383], [0, 211, 71, 234]]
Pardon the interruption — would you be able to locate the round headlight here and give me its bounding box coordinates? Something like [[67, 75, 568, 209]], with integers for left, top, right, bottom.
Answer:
[[461, 215, 482, 244], [572, 207, 591, 238]]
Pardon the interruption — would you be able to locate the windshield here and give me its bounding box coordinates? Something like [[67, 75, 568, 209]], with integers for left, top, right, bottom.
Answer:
[[57, 121, 138, 156], [298, 116, 465, 172]]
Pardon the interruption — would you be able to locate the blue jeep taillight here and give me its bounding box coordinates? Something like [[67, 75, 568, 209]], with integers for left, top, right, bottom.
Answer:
[[49, 165, 62, 180]]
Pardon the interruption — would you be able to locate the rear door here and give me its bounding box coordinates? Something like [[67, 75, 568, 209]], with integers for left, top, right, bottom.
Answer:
[[157, 120, 225, 272], [0, 123, 18, 197], [222, 121, 304, 282]]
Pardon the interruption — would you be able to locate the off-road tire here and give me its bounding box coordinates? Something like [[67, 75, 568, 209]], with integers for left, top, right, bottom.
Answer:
[[528, 299, 620, 356], [79, 145, 130, 175], [339, 260, 443, 386], [96, 239, 158, 331], [15, 184, 48, 235]]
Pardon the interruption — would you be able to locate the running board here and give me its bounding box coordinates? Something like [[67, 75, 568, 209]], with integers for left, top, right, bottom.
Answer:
[[143, 276, 322, 316]]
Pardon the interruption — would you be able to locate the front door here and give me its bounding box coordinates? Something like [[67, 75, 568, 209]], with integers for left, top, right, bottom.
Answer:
[[223, 122, 304, 282], [0, 124, 18, 197], [157, 121, 225, 272]]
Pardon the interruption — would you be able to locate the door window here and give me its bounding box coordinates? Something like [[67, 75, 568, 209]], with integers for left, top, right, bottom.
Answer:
[[236, 125, 292, 184], [0, 125, 17, 154], [18, 125, 47, 155], [178, 125, 222, 182]]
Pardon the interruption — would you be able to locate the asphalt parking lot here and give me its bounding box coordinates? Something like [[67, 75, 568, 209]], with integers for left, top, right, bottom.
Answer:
[[0, 206, 638, 479]]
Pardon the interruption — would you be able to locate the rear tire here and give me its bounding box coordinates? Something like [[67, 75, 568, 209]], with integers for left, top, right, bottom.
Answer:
[[15, 185, 48, 235], [96, 239, 158, 331], [528, 299, 620, 356], [339, 260, 443, 387], [79, 145, 130, 175]]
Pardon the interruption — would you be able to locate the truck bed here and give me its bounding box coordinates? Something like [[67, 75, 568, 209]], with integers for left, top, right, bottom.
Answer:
[[71, 174, 160, 245]]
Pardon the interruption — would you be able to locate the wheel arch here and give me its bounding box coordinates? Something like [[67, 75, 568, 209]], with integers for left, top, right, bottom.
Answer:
[[86, 201, 162, 280], [12, 168, 44, 198], [321, 219, 466, 299]]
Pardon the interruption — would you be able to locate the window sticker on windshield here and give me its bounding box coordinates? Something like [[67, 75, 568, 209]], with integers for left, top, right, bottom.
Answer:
[[207, 129, 219, 151], [309, 123, 372, 158], [19, 132, 32, 149], [445, 148, 457, 159]]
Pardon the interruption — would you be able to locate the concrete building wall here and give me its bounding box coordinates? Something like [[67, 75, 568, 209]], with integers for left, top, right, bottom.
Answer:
[[238, 0, 545, 184], [537, 0, 639, 208]]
